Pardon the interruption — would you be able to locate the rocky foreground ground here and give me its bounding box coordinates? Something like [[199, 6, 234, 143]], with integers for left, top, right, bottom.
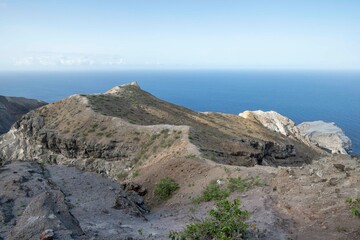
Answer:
[[1, 154, 360, 239]]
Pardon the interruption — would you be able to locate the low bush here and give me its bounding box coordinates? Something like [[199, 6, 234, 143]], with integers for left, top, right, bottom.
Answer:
[[346, 197, 360, 218], [169, 199, 250, 240], [154, 178, 179, 201]]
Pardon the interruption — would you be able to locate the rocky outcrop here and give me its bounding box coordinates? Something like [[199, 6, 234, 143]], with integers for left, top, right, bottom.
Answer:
[[239, 110, 352, 155], [105, 81, 140, 94], [298, 121, 352, 154], [0, 161, 150, 240], [9, 190, 84, 240], [239, 110, 302, 139], [0, 96, 46, 135]]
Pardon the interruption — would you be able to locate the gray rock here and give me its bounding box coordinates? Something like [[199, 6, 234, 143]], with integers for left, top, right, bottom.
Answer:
[[297, 121, 352, 154], [9, 190, 83, 240]]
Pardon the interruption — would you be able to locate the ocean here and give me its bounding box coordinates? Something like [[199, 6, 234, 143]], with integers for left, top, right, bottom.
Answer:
[[0, 70, 359, 154]]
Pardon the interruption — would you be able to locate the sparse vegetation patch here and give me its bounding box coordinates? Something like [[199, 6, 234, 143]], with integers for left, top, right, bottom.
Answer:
[[169, 199, 250, 240], [346, 197, 360, 218], [154, 177, 180, 201], [194, 180, 230, 203], [228, 176, 264, 193]]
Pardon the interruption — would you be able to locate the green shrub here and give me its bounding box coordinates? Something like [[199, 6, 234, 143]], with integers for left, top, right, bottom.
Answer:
[[346, 197, 360, 218], [169, 199, 250, 240], [154, 178, 179, 201], [194, 180, 230, 204], [194, 176, 264, 204]]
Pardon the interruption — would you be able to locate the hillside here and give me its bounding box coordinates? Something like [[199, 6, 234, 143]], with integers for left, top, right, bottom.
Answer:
[[0, 82, 323, 172], [0, 96, 46, 134], [0, 83, 360, 239]]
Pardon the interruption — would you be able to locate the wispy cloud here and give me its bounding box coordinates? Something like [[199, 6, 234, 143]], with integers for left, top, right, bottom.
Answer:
[[13, 52, 126, 68]]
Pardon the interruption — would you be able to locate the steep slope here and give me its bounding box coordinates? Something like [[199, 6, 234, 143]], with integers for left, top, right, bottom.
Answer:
[[0, 96, 46, 134]]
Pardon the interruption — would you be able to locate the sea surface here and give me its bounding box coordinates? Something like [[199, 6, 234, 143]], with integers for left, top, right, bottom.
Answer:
[[0, 70, 359, 154]]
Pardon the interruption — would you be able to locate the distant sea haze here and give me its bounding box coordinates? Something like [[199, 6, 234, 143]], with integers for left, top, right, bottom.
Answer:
[[0, 70, 359, 155]]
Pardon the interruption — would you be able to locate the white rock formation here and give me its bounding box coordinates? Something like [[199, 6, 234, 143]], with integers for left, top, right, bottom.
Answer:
[[239, 110, 301, 138], [239, 110, 352, 155], [297, 121, 352, 154]]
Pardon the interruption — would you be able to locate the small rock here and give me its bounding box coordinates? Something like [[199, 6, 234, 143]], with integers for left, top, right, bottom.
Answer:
[[102, 209, 109, 214], [287, 168, 295, 176], [328, 178, 337, 186], [40, 229, 54, 240], [333, 164, 345, 172], [216, 179, 224, 185]]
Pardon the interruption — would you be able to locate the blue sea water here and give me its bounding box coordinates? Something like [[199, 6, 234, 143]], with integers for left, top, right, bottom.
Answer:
[[0, 70, 359, 154]]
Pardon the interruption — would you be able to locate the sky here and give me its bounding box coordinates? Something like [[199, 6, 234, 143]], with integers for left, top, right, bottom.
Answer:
[[0, 0, 360, 70]]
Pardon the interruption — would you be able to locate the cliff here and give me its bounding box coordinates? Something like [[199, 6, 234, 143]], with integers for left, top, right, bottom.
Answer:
[[298, 121, 352, 154], [239, 110, 352, 155], [0, 96, 46, 135]]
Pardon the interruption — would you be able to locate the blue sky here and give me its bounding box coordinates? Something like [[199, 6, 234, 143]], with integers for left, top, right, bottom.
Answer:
[[0, 0, 360, 70]]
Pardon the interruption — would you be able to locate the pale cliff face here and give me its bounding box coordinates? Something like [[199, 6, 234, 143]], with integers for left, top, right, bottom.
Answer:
[[239, 110, 301, 137], [239, 110, 352, 155], [298, 121, 352, 154]]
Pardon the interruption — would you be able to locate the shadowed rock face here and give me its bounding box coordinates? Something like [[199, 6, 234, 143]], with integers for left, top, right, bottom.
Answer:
[[0, 96, 46, 135]]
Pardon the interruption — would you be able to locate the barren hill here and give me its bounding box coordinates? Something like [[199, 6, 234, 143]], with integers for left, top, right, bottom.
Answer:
[[0, 82, 323, 172]]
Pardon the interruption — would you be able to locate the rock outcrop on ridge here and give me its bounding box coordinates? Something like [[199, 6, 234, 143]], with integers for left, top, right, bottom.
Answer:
[[239, 110, 302, 139], [0, 95, 46, 135], [298, 121, 352, 154], [239, 110, 352, 154]]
